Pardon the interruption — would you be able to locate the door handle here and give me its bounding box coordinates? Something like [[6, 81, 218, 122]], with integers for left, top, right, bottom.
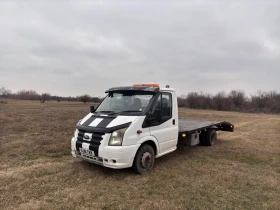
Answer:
[[173, 119, 175, 125]]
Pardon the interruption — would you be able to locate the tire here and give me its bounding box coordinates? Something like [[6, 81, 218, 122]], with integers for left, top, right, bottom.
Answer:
[[204, 129, 217, 146], [132, 144, 155, 175]]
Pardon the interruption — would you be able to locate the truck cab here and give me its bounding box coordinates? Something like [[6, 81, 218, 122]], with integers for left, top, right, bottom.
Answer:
[[71, 84, 234, 174]]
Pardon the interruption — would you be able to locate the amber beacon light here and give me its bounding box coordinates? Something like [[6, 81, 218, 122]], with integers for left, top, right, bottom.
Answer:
[[133, 84, 160, 88]]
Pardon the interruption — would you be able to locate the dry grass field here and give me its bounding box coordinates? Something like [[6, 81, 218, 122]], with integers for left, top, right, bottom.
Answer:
[[0, 100, 280, 210]]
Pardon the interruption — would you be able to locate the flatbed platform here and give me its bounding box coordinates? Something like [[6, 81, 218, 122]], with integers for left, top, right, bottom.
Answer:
[[178, 119, 234, 134]]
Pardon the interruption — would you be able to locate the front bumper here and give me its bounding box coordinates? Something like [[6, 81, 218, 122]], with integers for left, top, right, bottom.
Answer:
[[71, 137, 139, 169], [102, 144, 139, 168]]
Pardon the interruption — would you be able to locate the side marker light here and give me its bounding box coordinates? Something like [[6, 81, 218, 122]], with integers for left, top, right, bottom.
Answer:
[[137, 130, 143, 134]]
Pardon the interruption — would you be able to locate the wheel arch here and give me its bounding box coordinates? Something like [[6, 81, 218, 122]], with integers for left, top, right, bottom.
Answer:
[[136, 136, 159, 156], [143, 140, 158, 156]]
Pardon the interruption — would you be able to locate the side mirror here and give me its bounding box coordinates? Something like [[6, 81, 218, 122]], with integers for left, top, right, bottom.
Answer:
[[90, 105, 95, 113]]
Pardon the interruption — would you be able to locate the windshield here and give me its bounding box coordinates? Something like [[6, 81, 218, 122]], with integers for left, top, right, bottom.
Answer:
[[95, 92, 154, 113]]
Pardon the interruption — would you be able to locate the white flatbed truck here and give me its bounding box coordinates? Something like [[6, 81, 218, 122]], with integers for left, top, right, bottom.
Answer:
[[71, 84, 234, 174]]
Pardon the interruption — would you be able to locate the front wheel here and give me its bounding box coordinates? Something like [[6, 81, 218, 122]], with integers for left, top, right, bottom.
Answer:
[[132, 144, 155, 175]]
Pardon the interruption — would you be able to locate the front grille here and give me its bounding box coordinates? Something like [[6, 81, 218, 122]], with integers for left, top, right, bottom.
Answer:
[[76, 129, 105, 157]]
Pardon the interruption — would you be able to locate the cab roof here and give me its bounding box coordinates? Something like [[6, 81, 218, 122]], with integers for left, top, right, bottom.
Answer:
[[105, 86, 160, 93]]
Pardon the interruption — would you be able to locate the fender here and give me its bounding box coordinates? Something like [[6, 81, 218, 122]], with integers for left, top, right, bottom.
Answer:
[[135, 135, 161, 158]]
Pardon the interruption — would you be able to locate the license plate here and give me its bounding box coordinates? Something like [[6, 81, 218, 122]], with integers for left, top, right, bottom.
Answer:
[[80, 148, 95, 156]]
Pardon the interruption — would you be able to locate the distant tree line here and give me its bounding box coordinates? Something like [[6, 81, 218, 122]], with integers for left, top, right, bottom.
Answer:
[[0, 87, 102, 104], [1, 86, 280, 114], [178, 90, 280, 114]]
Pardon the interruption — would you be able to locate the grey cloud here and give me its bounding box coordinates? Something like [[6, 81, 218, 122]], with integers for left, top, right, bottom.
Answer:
[[0, 0, 280, 97]]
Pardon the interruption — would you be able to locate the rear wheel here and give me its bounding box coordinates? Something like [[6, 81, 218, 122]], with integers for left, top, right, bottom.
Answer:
[[200, 129, 217, 146], [132, 144, 155, 175]]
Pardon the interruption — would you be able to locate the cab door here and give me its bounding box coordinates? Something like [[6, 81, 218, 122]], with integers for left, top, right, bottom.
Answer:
[[148, 92, 178, 154]]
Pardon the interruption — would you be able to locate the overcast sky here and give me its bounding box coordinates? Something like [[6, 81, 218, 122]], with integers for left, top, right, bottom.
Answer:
[[0, 0, 280, 97]]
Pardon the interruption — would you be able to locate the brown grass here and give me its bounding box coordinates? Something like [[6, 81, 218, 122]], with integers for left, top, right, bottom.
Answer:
[[0, 100, 280, 210]]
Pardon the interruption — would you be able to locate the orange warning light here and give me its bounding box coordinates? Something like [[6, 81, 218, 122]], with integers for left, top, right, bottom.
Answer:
[[133, 84, 160, 88]]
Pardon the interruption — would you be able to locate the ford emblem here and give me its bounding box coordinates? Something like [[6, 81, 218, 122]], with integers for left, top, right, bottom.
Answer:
[[84, 135, 90, 140]]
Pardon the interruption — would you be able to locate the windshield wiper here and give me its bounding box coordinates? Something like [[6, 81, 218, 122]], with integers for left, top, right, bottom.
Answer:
[[119, 110, 142, 113], [96, 111, 117, 115]]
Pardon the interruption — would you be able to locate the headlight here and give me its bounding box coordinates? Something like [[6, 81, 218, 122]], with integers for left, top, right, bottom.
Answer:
[[108, 128, 127, 146]]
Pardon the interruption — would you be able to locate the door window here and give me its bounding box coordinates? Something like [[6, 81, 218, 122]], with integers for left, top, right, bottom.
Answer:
[[161, 93, 172, 118], [150, 92, 172, 125]]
